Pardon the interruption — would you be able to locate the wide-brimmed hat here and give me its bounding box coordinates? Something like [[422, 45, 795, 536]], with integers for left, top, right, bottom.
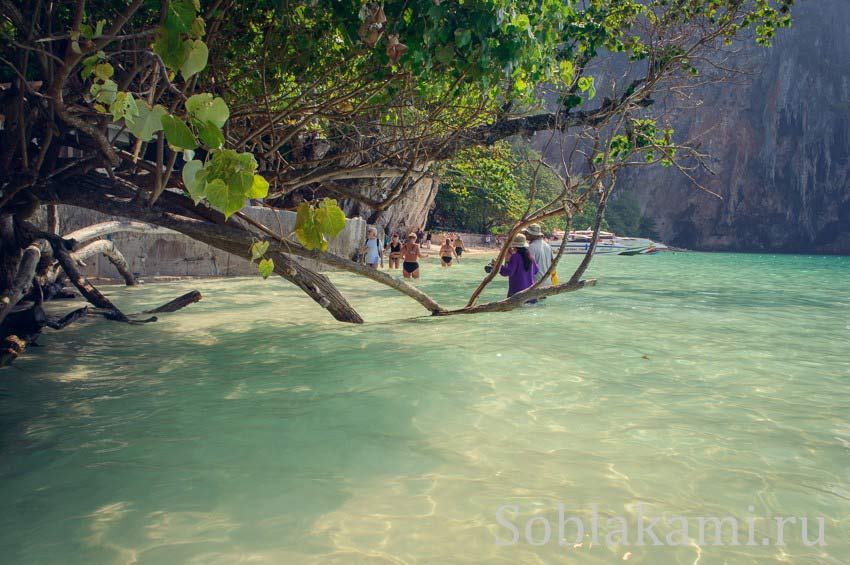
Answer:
[[510, 233, 529, 248], [407, 232, 417, 239], [523, 223, 544, 237]]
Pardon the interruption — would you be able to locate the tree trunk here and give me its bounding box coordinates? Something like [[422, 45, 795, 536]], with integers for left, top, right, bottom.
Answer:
[[46, 205, 59, 234], [0, 238, 51, 326]]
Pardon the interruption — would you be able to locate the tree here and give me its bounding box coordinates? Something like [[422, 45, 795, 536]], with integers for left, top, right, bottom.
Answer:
[[432, 139, 607, 235], [0, 0, 795, 357], [605, 192, 658, 238], [433, 143, 526, 234]]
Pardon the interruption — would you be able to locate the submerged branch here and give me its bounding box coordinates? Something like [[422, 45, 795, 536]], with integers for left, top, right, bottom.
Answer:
[[440, 279, 597, 316]]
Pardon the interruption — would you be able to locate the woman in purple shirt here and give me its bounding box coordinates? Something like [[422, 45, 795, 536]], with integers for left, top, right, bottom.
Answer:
[[499, 234, 539, 298]]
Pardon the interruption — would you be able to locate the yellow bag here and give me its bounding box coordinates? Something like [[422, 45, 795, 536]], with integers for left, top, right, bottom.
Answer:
[[551, 269, 559, 286]]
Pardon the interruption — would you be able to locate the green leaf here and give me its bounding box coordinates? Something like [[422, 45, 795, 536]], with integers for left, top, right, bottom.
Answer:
[[160, 114, 198, 150], [258, 258, 274, 279], [110, 91, 139, 125], [191, 17, 206, 38], [182, 159, 205, 202], [94, 20, 105, 38], [205, 177, 246, 219], [314, 198, 346, 237], [293, 202, 327, 251], [185, 93, 229, 128], [180, 39, 208, 79], [90, 79, 117, 105], [563, 93, 583, 109], [153, 27, 192, 69], [246, 174, 269, 199], [250, 240, 270, 260], [455, 29, 472, 48], [164, 0, 198, 34], [93, 62, 113, 79], [81, 53, 103, 80], [196, 120, 224, 148], [127, 101, 167, 142]]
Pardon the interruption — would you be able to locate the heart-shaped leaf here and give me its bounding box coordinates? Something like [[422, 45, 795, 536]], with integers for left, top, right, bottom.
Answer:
[[182, 159, 205, 202], [258, 257, 274, 279], [161, 114, 198, 150], [250, 240, 270, 260], [127, 101, 167, 142], [181, 39, 208, 79], [246, 174, 269, 199], [204, 177, 245, 219]]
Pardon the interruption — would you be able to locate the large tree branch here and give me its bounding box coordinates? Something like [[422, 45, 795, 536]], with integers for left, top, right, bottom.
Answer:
[[44, 175, 365, 323], [64, 220, 174, 244]]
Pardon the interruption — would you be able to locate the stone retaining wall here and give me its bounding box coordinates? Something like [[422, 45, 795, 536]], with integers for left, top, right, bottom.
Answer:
[[43, 205, 369, 279]]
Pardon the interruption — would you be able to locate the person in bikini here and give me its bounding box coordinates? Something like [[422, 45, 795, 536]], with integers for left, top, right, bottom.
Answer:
[[387, 233, 402, 269], [440, 236, 456, 267], [401, 233, 421, 279]]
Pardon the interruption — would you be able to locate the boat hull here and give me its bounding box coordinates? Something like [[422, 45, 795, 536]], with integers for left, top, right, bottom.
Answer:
[[551, 237, 653, 255]]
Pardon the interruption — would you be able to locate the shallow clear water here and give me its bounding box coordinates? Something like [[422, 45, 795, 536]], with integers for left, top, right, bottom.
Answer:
[[1, 252, 849, 564]]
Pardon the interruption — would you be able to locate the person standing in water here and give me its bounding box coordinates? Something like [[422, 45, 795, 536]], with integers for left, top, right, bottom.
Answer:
[[498, 233, 539, 298], [387, 233, 402, 269], [362, 227, 383, 269], [401, 233, 421, 279], [453, 234, 465, 263], [523, 223, 553, 287], [439, 236, 456, 267]]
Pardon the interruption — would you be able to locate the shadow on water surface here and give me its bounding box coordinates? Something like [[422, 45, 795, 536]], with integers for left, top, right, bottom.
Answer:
[[0, 313, 445, 563]]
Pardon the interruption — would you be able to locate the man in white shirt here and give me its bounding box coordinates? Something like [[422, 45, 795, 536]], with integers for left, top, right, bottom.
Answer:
[[523, 223, 553, 287], [362, 227, 384, 268]]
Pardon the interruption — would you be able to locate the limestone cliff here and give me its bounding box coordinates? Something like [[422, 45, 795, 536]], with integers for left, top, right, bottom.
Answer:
[[618, 0, 850, 253]]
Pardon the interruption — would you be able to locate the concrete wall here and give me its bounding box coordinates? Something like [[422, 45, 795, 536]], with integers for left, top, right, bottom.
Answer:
[[428, 230, 499, 249], [44, 205, 369, 279]]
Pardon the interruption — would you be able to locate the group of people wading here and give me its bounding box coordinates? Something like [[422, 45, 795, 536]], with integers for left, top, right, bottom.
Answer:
[[361, 224, 554, 300]]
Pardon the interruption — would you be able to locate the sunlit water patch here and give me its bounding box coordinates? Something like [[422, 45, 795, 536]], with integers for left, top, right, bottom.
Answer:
[[1, 253, 849, 563]]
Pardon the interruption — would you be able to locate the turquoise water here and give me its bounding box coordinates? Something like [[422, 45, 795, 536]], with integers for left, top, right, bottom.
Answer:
[[1, 252, 849, 564]]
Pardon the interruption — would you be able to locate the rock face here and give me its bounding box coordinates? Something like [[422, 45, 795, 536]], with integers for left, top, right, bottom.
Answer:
[[342, 175, 439, 235], [618, 0, 850, 253]]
